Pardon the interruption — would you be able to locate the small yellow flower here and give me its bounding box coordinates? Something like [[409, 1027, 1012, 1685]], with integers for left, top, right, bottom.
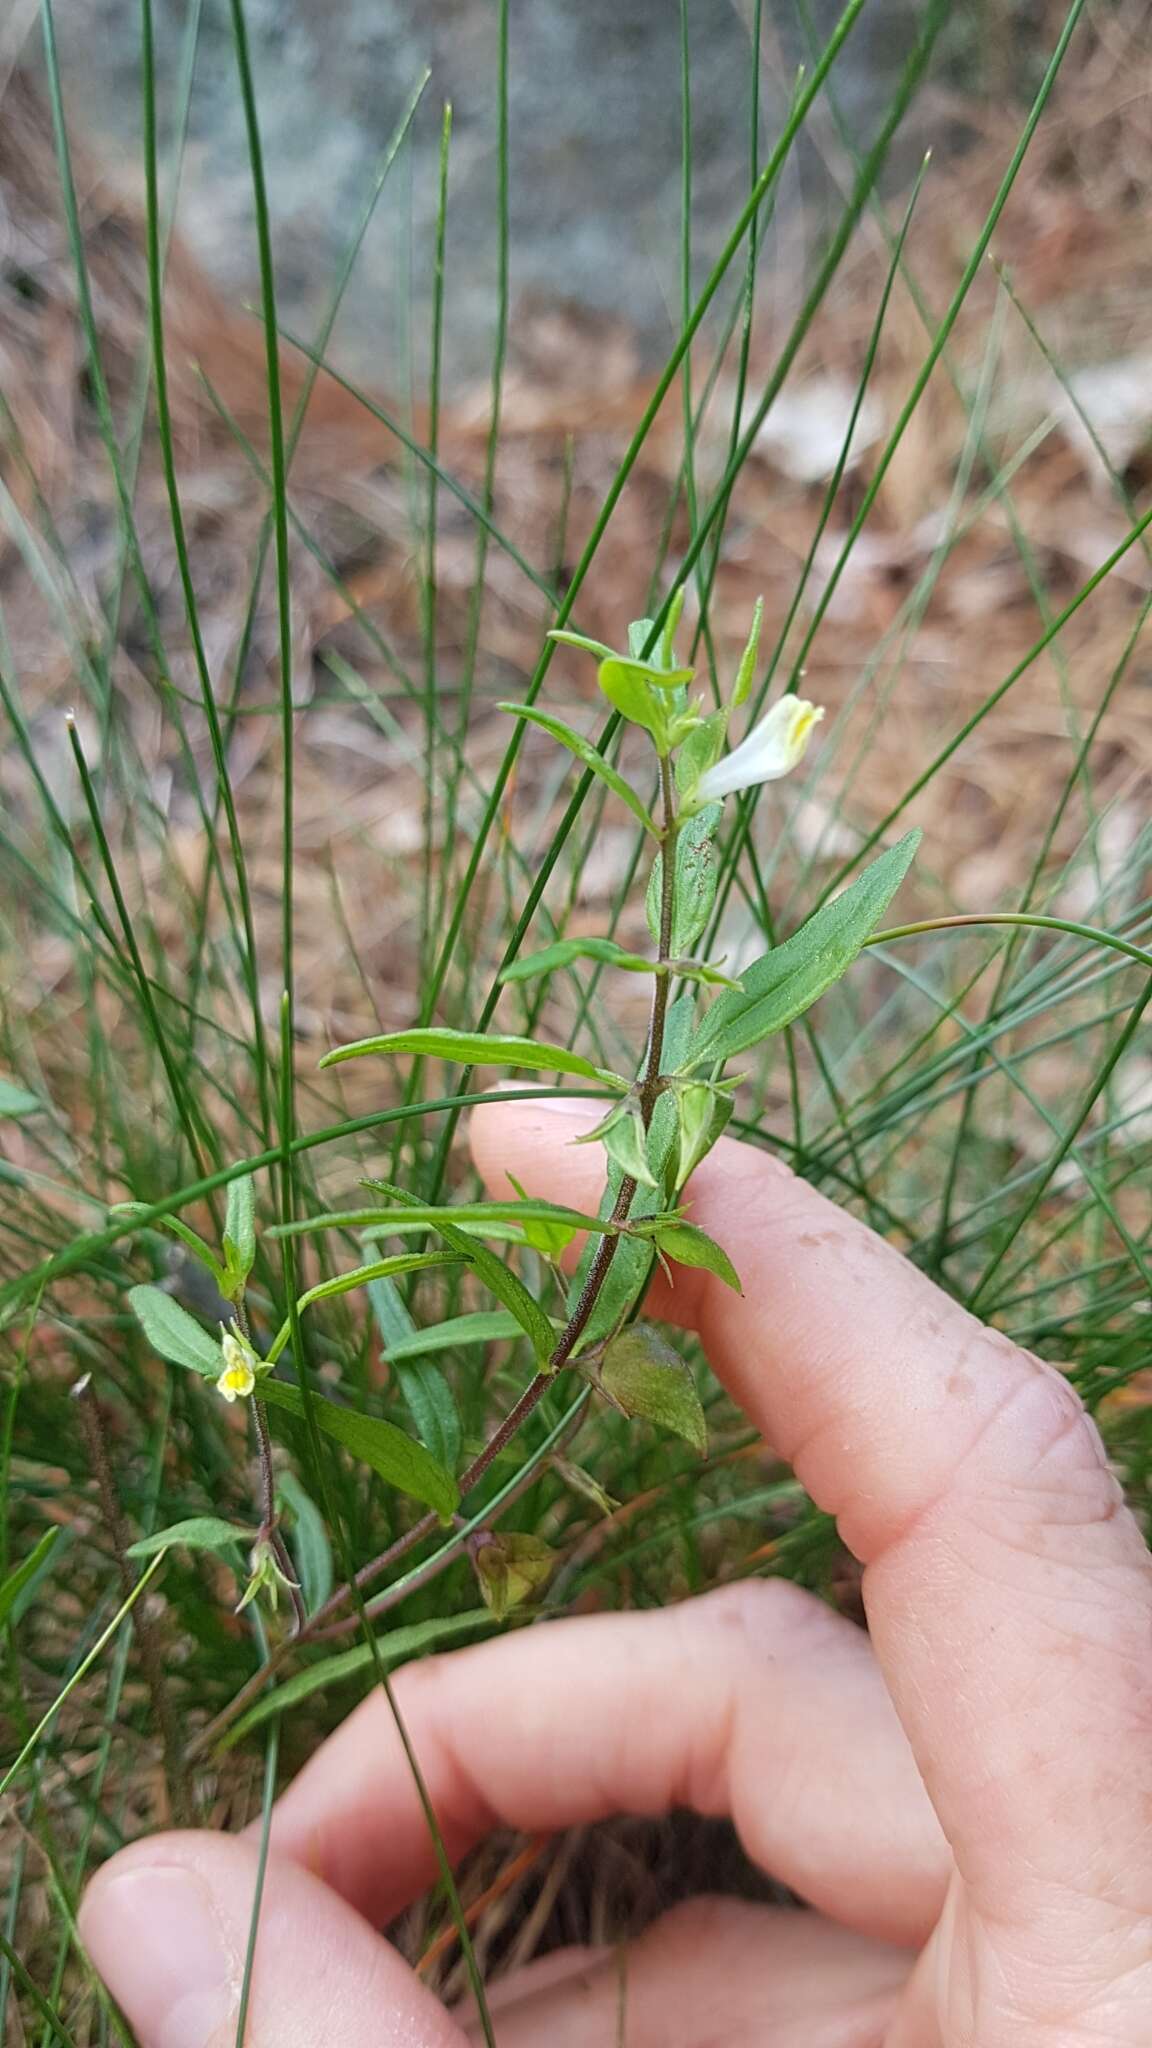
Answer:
[[215, 1327, 257, 1404]]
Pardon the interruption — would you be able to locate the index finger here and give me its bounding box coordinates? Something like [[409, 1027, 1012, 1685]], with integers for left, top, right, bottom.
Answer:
[[471, 1096, 1152, 1941]]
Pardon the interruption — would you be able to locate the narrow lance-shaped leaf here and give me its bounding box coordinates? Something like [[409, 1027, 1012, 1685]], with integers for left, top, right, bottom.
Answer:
[[0, 1529, 61, 1628], [128, 1284, 222, 1377], [497, 701, 660, 838], [222, 1609, 494, 1747], [731, 595, 764, 708], [657, 586, 687, 670], [500, 937, 656, 984], [127, 1517, 254, 1562], [689, 831, 922, 1065], [320, 1027, 624, 1086], [378, 1309, 545, 1363], [0, 1080, 43, 1118], [272, 1196, 614, 1242], [433, 1222, 556, 1366], [368, 1276, 463, 1475], [265, 1252, 463, 1365], [260, 1377, 458, 1520], [221, 1174, 257, 1295], [601, 1107, 659, 1191], [277, 1472, 334, 1614], [112, 1205, 228, 1291], [546, 628, 618, 661], [364, 1180, 557, 1365]]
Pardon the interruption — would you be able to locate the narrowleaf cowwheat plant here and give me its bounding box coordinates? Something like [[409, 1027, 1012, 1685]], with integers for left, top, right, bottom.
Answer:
[[114, 595, 917, 1729], [11, 2, 1152, 2031]]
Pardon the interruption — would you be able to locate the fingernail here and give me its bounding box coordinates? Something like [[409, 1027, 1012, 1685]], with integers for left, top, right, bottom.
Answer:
[[82, 1862, 237, 2048]]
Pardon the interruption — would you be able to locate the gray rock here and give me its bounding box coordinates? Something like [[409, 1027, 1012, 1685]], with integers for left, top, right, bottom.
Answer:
[[19, 0, 937, 378]]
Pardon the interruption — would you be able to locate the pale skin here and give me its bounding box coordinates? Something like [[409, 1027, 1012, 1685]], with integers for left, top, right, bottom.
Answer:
[[81, 1095, 1152, 2046]]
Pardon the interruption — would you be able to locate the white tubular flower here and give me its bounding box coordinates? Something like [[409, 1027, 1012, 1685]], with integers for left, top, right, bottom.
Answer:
[[215, 1326, 258, 1404], [696, 694, 824, 802]]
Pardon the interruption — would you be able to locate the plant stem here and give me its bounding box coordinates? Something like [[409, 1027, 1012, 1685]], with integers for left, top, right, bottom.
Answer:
[[233, 1297, 307, 1633], [249, 1397, 307, 1635]]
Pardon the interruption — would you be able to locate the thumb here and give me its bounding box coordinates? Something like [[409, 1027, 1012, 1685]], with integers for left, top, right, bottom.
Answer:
[[80, 1833, 466, 2048]]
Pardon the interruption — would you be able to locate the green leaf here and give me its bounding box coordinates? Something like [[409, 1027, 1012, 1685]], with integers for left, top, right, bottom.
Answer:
[[601, 1107, 659, 1190], [657, 586, 687, 670], [667, 957, 742, 990], [551, 1454, 619, 1517], [362, 1181, 558, 1366], [439, 1224, 556, 1365], [612, 657, 695, 693], [275, 1197, 613, 1243], [500, 937, 656, 984], [368, 1276, 463, 1474], [266, 1253, 462, 1365], [319, 1027, 622, 1086], [675, 710, 728, 797], [599, 1325, 707, 1453], [647, 804, 722, 954], [597, 657, 669, 746], [0, 1529, 61, 1628], [689, 832, 921, 1065], [364, 1271, 418, 1350], [221, 1609, 494, 1747], [641, 1218, 742, 1292], [128, 1284, 222, 1377], [277, 1472, 334, 1614], [112, 1205, 228, 1289], [222, 1174, 257, 1293], [672, 1082, 733, 1185], [379, 1309, 541, 1362], [505, 1175, 578, 1255], [731, 596, 764, 708], [395, 1360, 463, 1475], [497, 703, 660, 838], [126, 1517, 254, 1562], [473, 1532, 555, 1619], [546, 628, 618, 662], [260, 1377, 459, 1519], [0, 1080, 44, 1119]]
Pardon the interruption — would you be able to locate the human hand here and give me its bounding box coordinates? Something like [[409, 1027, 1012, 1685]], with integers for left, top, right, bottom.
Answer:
[[81, 1097, 1152, 2045]]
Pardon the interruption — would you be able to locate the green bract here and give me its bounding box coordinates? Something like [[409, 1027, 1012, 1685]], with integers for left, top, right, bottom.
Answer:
[[598, 1325, 707, 1453]]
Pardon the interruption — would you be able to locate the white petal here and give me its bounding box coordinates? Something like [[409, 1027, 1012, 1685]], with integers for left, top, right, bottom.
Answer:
[[696, 695, 823, 801]]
